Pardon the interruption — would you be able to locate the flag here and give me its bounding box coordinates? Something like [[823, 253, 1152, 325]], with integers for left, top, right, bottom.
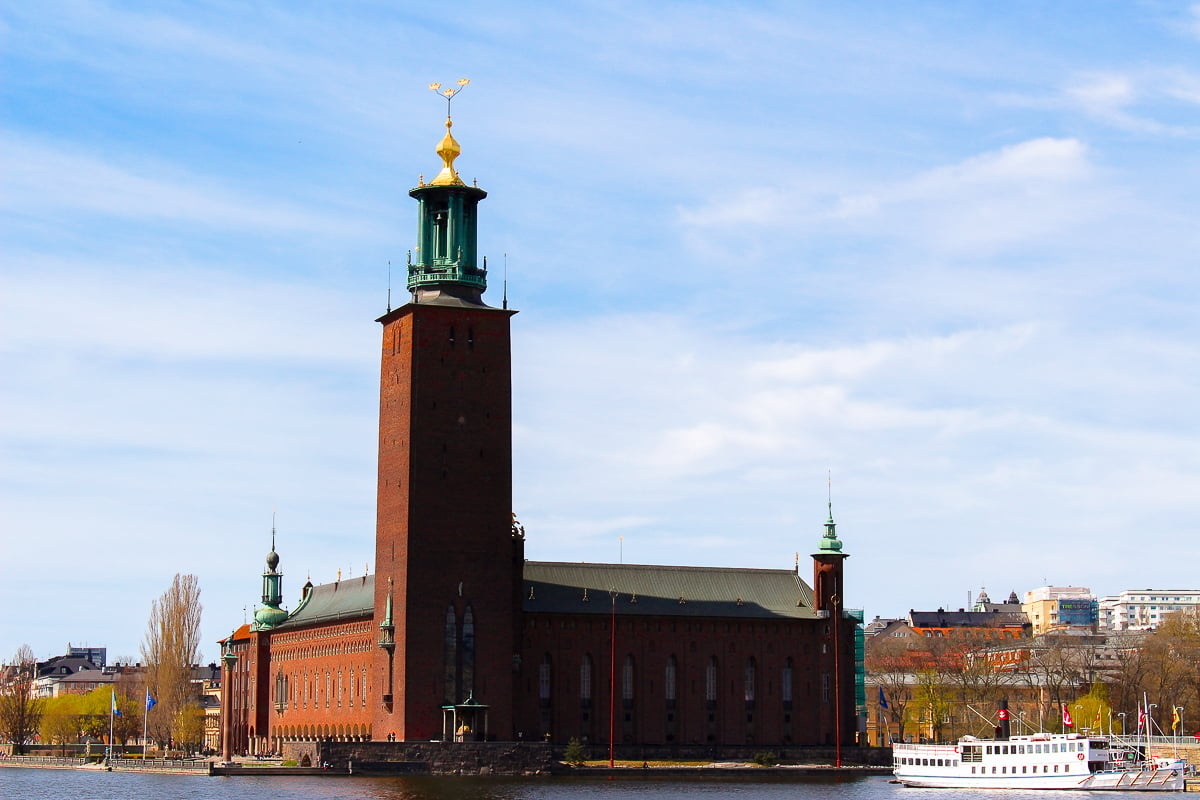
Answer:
[[1172, 707, 1181, 732], [878, 687, 889, 709], [111, 692, 122, 717], [146, 691, 157, 712], [1093, 708, 1102, 730], [1062, 704, 1073, 727], [1138, 708, 1146, 731]]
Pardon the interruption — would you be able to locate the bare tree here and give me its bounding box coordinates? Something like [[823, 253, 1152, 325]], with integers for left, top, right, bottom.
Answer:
[[140, 574, 203, 750], [0, 644, 43, 754], [866, 636, 916, 742]]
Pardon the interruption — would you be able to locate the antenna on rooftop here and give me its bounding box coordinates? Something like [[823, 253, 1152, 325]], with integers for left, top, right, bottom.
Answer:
[[502, 253, 508, 310], [387, 261, 392, 313]]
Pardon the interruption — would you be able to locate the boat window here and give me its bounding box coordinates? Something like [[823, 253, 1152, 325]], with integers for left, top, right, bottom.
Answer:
[[1022, 766, 1027, 773], [971, 766, 976, 774], [1001, 766, 1007, 774], [1018, 745, 1025, 754], [1054, 765, 1059, 772], [991, 766, 997, 774]]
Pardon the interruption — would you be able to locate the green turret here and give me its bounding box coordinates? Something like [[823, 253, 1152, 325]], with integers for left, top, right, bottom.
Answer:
[[253, 523, 288, 630], [817, 500, 843, 554], [407, 115, 489, 305]]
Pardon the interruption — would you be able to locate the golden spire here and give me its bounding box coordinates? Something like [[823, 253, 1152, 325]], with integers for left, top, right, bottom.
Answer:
[[427, 78, 470, 187], [429, 117, 465, 186]]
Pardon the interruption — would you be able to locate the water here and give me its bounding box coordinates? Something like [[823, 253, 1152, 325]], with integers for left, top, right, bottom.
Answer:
[[0, 769, 1139, 800]]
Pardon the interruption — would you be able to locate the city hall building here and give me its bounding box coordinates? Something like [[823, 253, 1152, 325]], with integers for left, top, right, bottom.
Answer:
[[220, 112, 860, 759]]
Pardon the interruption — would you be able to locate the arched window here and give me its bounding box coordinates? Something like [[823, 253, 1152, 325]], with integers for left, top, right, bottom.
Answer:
[[580, 654, 593, 707], [622, 655, 635, 707], [665, 656, 677, 703], [463, 606, 476, 697], [443, 606, 457, 704], [706, 657, 718, 704], [744, 657, 756, 708], [539, 654, 552, 706], [782, 657, 793, 707]]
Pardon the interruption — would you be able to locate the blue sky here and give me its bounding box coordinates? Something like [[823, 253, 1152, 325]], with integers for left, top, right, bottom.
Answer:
[[3, 1, 1199, 663]]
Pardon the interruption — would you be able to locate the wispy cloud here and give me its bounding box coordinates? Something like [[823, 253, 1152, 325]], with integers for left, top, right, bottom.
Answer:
[[679, 137, 1102, 255], [0, 134, 375, 236]]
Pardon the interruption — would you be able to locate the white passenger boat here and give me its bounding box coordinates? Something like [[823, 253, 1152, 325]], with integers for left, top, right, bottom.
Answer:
[[892, 731, 1186, 791]]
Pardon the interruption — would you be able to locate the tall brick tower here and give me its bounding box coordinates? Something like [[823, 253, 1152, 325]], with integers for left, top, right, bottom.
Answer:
[[372, 101, 521, 742]]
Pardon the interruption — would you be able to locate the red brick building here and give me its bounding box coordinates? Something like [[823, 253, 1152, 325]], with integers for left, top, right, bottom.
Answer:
[[220, 112, 856, 756]]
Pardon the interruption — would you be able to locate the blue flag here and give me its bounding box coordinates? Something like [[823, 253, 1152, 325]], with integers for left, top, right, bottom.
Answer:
[[878, 686, 889, 709], [146, 691, 157, 711], [111, 692, 122, 717]]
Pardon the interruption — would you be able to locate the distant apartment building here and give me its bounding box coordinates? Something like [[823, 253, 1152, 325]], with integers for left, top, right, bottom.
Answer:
[[1098, 589, 1200, 631], [1022, 586, 1097, 636]]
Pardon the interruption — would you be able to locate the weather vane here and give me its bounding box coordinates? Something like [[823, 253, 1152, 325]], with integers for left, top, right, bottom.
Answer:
[[429, 78, 470, 116]]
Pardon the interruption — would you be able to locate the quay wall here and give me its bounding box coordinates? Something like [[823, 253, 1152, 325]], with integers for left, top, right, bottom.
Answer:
[[285, 740, 554, 776], [283, 740, 889, 775]]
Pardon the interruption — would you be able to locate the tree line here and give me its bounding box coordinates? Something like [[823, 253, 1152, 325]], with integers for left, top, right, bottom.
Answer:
[[1, 573, 206, 755], [867, 609, 1200, 744]]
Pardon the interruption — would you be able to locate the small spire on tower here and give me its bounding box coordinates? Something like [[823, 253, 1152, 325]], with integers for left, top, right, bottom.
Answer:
[[427, 78, 470, 187], [818, 470, 843, 553]]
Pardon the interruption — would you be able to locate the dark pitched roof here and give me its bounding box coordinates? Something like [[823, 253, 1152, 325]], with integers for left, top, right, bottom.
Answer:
[[275, 574, 375, 630], [909, 609, 1028, 629], [522, 561, 817, 619], [37, 656, 102, 678]]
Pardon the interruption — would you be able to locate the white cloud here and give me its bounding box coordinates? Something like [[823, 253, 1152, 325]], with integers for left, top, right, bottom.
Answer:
[[0, 134, 374, 235], [678, 138, 1102, 256]]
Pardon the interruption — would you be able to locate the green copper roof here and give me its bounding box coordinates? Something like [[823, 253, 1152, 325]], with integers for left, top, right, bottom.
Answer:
[[275, 575, 375, 630], [521, 561, 817, 619], [817, 501, 843, 554]]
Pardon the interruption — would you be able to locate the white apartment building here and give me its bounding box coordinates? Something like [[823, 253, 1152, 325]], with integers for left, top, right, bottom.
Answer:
[[1098, 589, 1200, 631]]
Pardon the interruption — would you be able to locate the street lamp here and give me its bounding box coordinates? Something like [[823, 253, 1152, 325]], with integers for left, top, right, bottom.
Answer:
[[1075, 704, 1084, 733], [1018, 711, 1026, 735], [1148, 704, 1158, 739], [1117, 712, 1126, 737]]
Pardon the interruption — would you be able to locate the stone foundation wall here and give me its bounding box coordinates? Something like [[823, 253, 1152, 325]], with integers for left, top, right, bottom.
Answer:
[[308, 740, 553, 775]]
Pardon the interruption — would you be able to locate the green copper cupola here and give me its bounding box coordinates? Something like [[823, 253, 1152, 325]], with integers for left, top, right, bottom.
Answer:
[[253, 522, 288, 630], [407, 114, 489, 305], [817, 499, 843, 554]]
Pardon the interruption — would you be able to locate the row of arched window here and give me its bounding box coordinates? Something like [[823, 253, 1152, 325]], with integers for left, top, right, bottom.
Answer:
[[538, 653, 801, 707], [273, 665, 370, 713]]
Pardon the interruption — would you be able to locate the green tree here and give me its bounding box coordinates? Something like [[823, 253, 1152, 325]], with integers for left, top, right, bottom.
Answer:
[[1071, 682, 1111, 735], [171, 701, 205, 755], [141, 574, 202, 748], [0, 644, 43, 753], [40, 694, 82, 755]]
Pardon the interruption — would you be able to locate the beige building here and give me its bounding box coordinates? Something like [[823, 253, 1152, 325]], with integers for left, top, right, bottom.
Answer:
[[1022, 586, 1097, 636]]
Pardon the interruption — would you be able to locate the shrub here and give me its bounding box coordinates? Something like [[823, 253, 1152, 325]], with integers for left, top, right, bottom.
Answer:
[[752, 751, 779, 767], [563, 737, 586, 767]]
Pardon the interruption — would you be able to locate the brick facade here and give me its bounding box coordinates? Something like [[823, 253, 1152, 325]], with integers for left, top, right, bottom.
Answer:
[[220, 123, 856, 757]]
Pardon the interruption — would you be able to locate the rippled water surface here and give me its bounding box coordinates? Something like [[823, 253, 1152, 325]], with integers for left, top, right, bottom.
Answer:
[[0, 768, 1143, 800]]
